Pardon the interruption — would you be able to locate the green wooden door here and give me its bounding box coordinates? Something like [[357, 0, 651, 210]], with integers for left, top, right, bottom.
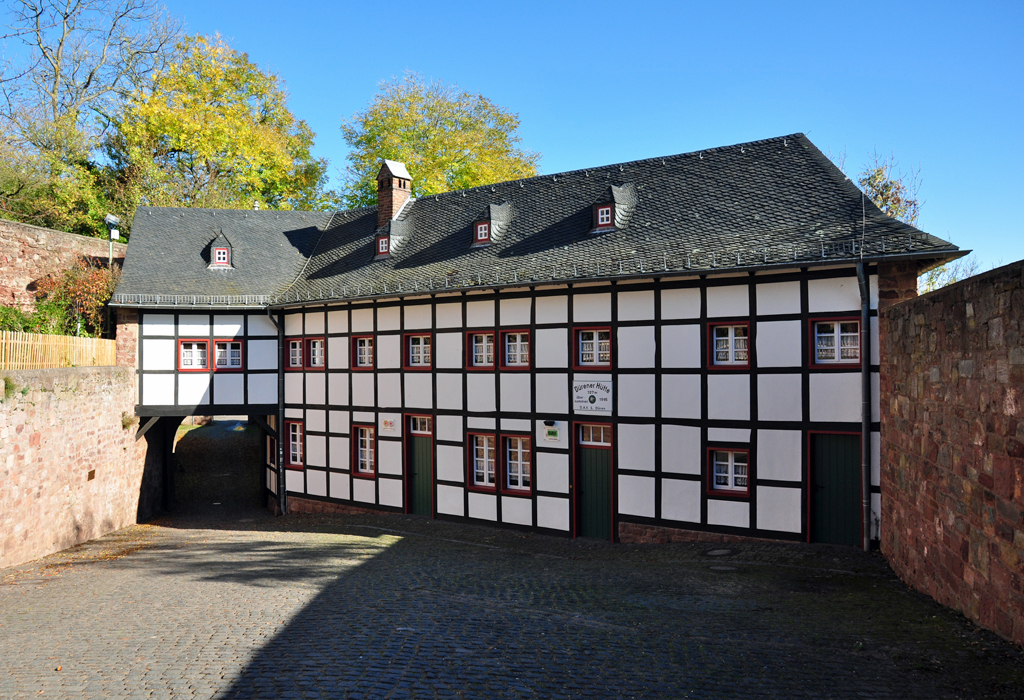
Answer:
[[579, 447, 612, 539], [811, 433, 861, 546], [409, 434, 432, 516]]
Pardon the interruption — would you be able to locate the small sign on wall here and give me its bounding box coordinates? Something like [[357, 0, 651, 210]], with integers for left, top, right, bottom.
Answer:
[[573, 380, 612, 413], [381, 419, 396, 432], [544, 425, 560, 442]]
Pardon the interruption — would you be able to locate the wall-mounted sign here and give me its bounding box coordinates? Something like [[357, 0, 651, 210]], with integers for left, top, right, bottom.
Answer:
[[544, 426, 560, 442], [381, 419, 396, 432], [573, 380, 612, 413]]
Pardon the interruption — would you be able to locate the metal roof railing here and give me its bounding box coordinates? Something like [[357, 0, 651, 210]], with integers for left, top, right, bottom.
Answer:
[[109, 293, 273, 307]]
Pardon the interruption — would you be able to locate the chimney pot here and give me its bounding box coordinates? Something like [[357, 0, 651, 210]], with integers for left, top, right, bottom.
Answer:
[[377, 160, 412, 229]]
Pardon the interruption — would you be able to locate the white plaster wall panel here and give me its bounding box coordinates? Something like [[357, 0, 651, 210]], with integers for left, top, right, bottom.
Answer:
[[436, 415, 463, 443], [284, 373, 303, 404], [142, 373, 174, 405], [352, 478, 375, 504], [500, 297, 531, 326], [536, 328, 567, 368], [142, 313, 174, 336], [468, 492, 497, 521], [535, 295, 567, 324], [326, 337, 349, 369], [248, 373, 277, 404], [327, 309, 348, 333], [756, 430, 802, 481], [351, 373, 374, 407], [377, 373, 401, 408], [378, 440, 403, 475], [809, 372, 861, 422], [306, 470, 328, 496], [351, 307, 374, 332], [661, 325, 701, 368], [755, 281, 801, 316], [306, 409, 326, 432], [377, 478, 403, 508], [377, 334, 401, 369], [285, 408, 303, 418], [142, 338, 174, 370], [573, 293, 611, 322], [756, 486, 802, 533], [661, 288, 701, 320], [247, 314, 277, 336], [661, 425, 701, 474], [179, 373, 211, 405], [756, 321, 802, 367], [307, 435, 327, 468], [707, 374, 750, 420], [617, 326, 656, 368], [329, 437, 349, 470], [872, 372, 880, 422], [437, 485, 465, 516], [353, 411, 374, 423], [404, 304, 432, 330], [466, 300, 495, 328], [501, 418, 531, 432], [467, 374, 496, 412], [872, 431, 881, 486], [306, 373, 326, 405], [535, 420, 569, 450], [286, 470, 304, 494], [707, 428, 750, 443], [869, 275, 879, 310], [706, 285, 749, 318], [662, 374, 702, 419], [377, 306, 400, 331], [662, 479, 702, 522], [435, 302, 462, 328], [379, 412, 403, 437], [328, 373, 349, 407], [247, 339, 278, 370], [467, 417, 495, 430], [304, 312, 325, 335], [213, 315, 243, 337], [536, 374, 569, 414], [179, 314, 211, 337], [436, 374, 463, 410], [284, 313, 303, 336], [707, 499, 750, 528], [500, 373, 531, 413], [808, 276, 860, 313], [329, 472, 350, 500], [501, 496, 533, 526], [267, 468, 277, 494], [618, 424, 655, 471], [436, 445, 464, 482], [618, 290, 655, 321], [618, 475, 655, 517], [405, 373, 433, 409], [329, 411, 350, 434], [756, 374, 802, 422], [436, 333, 463, 369], [537, 452, 569, 493], [213, 373, 244, 404], [537, 496, 570, 531], [618, 374, 655, 417]]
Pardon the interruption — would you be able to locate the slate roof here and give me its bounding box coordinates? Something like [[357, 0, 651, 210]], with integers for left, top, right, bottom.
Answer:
[[112, 133, 961, 308]]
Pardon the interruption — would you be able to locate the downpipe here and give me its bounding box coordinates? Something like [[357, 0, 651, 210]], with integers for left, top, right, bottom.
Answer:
[[269, 307, 287, 516], [856, 262, 871, 552]]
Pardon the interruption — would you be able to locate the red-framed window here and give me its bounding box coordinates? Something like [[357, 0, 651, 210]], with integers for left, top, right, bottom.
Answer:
[[474, 221, 490, 244], [708, 323, 750, 369], [594, 204, 613, 228], [707, 448, 750, 497], [353, 424, 376, 477], [376, 235, 390, 256], [178, 339, 209, 371], [213, 247, 230, 265], [501, 435, 532, 495], [404, 333, 433, 370], [467, 331, 494, 369], [574, 327, 612, 369], [809, 317, 861, 369], [352, 335, 374, 370], [285, 338, 303, 370], [500, 330, 530, 370], [285, 421, 304, 469], [467, 433, 497, 492], [305, 337, 325, 370], [213, 340, 243, 371]]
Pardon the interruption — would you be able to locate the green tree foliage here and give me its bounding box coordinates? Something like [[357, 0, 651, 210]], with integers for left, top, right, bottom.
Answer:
[[341, 73, 539, 208], [0, 258, 119, 336]]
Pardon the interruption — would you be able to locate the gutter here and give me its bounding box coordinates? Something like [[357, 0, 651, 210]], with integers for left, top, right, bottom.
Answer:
[[856, 262, 871, 551]]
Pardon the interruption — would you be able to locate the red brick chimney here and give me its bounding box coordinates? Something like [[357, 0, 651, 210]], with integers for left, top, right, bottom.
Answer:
[[377, 160, 412, 229]]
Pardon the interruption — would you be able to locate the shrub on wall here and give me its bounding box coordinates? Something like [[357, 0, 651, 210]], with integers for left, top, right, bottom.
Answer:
[[0, 259, 119, 337]]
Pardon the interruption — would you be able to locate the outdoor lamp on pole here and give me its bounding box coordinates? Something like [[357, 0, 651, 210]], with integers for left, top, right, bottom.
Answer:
[[104, 214, 120, 268]]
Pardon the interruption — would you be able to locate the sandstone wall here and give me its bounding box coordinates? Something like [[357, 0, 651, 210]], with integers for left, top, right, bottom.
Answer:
[[881, 259, 1024, 646]]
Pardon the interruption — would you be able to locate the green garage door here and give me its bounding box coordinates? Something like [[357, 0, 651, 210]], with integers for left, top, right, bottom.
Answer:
[[811, 433, 861, 546]]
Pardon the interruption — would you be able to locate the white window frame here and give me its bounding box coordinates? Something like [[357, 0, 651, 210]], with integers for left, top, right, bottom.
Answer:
[[712, 450, 748, 492], [213, 247, 229, 265], [476, 222, 490, 241], [471, 434, 496, 488], [289, 339, 303, 368], [355, 337, 374, 367], [377, 236, 389, 254], [180, 341, 208, 369], [578, 329, 610, 366], [215, 341, 242, 369], [408, 335, 431, 367], [410, 416, 432, 434], [712, 324, 749, 365], [472, 333, 494, 366], [356, 426, 375, 473], [814, 320, 860, 364], [288, 422, 303, 465], [307, 338, 325, 367], [579, 424, 612, 446], [596, 205, 612, 227], [505, 436, 531, 490], [503, 332, 529, 367]]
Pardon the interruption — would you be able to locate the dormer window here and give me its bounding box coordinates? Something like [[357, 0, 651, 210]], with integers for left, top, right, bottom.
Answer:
[[475, 222, 490, 244], [213, 248, 229, 265], [207, 232, 234, 268], [376, 235, 390, 256], [595, 205, 613, 228]]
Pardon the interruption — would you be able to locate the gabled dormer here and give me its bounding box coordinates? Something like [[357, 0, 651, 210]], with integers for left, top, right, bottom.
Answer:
[[470, 201, 512, 247], [207, 231, 234, 269], [591, 183, 638, 233], [374, 218, 410, 260]]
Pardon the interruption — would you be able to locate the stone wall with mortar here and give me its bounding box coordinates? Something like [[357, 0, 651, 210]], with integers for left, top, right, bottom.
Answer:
[[0, 366, 156, 569], [0, 218, 126, 309], [881, 259, 1024, 646]]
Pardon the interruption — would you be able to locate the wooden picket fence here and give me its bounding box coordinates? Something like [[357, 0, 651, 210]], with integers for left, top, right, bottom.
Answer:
[[0, 331, 116, 370]]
